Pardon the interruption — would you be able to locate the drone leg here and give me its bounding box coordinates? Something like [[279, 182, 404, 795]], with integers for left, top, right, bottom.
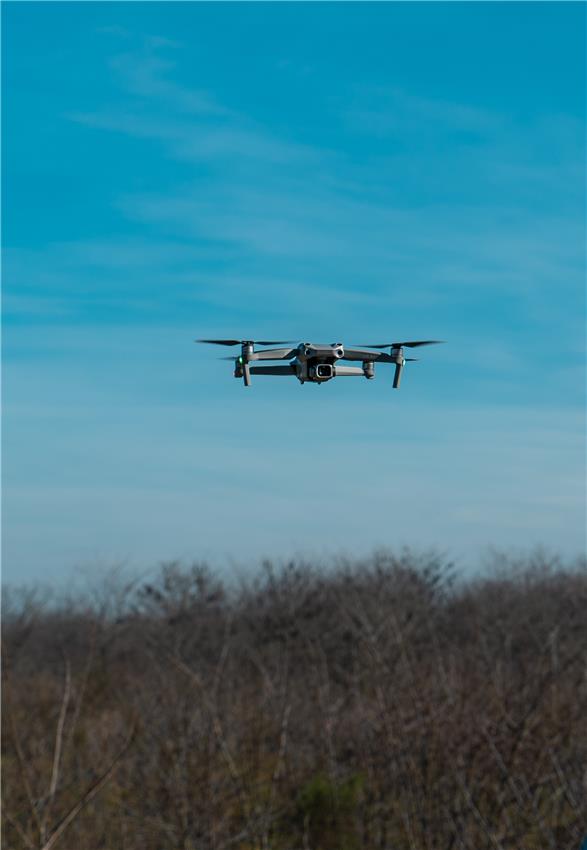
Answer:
[[243, 362, 251, 387]]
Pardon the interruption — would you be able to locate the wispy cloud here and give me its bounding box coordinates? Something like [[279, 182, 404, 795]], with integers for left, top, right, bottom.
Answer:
[[117, 180, 584, 315], [65, 37, 584, 314], [71, 109, 313, 165], [70, 39, 315, 166], [109, 50, 228, 116], [346, 86, 504, 136]]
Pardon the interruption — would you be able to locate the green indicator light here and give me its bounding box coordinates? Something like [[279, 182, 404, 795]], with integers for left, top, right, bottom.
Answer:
[[238, 356, 243, 364]]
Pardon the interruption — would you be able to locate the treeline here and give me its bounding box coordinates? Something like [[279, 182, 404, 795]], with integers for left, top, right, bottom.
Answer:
[[2, 550, 586, 850]]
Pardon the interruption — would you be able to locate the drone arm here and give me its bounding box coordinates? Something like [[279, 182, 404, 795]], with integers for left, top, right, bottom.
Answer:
[[249, 365, 297, 376], [250, 347, 298, 361], [332, 366, 365, 376], [369, 352, 395, 364], [341, 347, 393, 363]]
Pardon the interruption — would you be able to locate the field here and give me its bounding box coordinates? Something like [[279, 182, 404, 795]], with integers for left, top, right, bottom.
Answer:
[[2, 550, 586, 849]]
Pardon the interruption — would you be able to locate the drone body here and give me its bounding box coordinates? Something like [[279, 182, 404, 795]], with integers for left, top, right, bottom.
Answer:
[[198, 338, 443, 388]]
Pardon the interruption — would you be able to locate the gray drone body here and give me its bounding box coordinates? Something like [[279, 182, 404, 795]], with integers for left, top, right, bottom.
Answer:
[[197, 338, 443, 387]]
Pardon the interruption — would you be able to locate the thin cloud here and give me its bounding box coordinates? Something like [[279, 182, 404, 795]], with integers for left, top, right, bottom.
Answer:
[[69, 41, 322, 166], [109, 50, 228, 116], [346, 86, 503, 136]]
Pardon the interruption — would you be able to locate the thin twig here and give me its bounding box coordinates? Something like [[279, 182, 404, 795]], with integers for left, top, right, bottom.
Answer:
[[40, 721, 137, 850], [41, 654, 72, 840]]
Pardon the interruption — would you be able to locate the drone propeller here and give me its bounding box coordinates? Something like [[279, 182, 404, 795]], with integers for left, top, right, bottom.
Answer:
[[357, 340, 444, 349], [196, 338, 295, 346]]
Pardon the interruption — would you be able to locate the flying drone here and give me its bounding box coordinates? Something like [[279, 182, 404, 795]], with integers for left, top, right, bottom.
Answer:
[[197, 338, 444, 387]]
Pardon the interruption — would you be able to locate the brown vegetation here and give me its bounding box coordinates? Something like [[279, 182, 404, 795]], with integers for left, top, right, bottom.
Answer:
[[2, 550, 586, 849]]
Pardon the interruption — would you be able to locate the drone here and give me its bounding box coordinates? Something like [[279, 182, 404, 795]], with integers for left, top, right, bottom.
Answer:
[[197, 338, 443, 387]]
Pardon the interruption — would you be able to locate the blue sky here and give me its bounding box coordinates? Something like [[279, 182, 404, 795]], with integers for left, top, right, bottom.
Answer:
[[3, 2, 585, 585]]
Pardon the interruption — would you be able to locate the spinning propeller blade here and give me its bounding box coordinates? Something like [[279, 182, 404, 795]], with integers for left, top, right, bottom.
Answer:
[[197, 338, 242, 346], [356, 340, 443, 349], [197, 338, 295, 346]]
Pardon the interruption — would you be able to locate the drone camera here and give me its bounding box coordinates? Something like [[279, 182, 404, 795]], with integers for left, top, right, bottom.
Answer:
[[316, 363, 334, 379]]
